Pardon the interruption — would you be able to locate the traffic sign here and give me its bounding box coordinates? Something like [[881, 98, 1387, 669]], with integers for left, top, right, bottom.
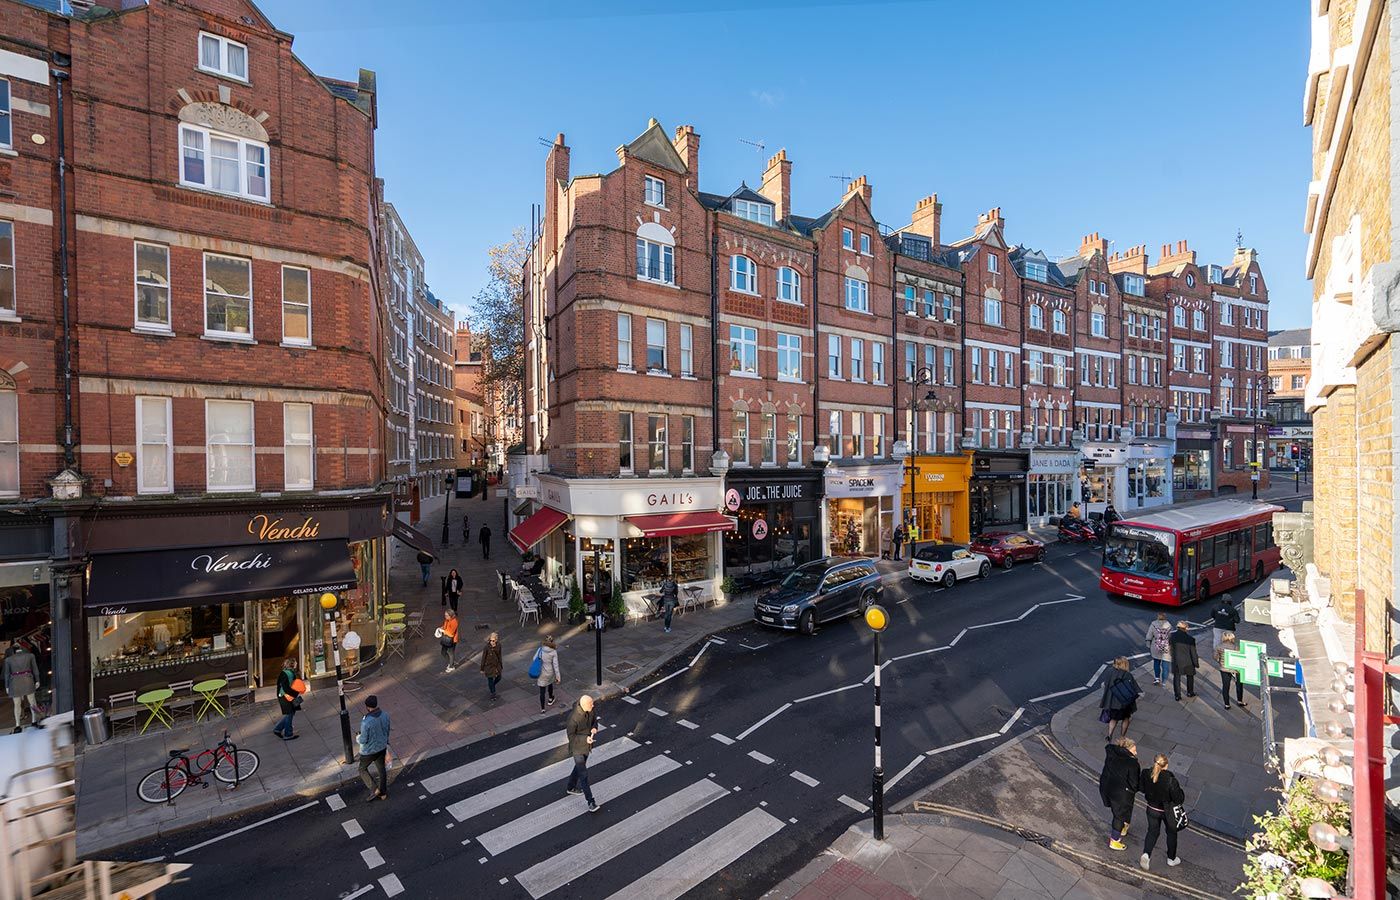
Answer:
[[1243, 597, 1271, 625]]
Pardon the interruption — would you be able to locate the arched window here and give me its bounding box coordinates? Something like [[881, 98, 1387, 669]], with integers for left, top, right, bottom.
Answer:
[[777, 266, 801, 304], [1028, 304, 1044, 330], [1090, 304, 1107, 338], [844, 266, 869, 312], [636, 221, 675, 284], [731, 255, 757, 294], [178, 103, 270, 202], [1052, 308, 1067, 334]]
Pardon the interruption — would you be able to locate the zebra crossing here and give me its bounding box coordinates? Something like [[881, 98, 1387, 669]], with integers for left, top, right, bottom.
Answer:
[[400, 725, 790, 899]]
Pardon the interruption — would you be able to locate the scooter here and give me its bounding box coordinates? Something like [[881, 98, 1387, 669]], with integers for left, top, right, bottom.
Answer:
[[1055, 516, 1096, 543]]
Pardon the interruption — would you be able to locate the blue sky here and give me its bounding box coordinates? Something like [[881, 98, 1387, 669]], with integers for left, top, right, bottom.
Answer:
[[264, 0, 1313, 329]]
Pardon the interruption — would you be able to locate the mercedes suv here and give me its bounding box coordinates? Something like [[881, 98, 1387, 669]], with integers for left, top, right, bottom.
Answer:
[[753, 557, 884, 636]]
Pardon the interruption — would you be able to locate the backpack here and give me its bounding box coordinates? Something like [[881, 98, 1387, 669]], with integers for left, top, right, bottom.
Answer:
[[1152, 625, 1170, 655], [527, 648, 543, 679], [1109, 675, 1140, 706]]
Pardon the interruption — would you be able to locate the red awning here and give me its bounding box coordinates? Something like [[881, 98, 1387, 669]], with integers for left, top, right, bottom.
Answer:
[[624, 511, 737, 538], [509, 507, 570, 554]]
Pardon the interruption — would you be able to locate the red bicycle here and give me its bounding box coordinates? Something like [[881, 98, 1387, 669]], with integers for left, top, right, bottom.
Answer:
[[136, 731, 259, 804]]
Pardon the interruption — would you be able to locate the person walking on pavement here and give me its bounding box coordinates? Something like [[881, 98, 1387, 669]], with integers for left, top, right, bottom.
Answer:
[[481, 632, 503, 702], [1098, 737, 1140, 851], [358, 694, 392, 802], [891, 523, 905, 562], [479, 524, 492, 559], [462, 513, 470, 544], [273, 658, 302, 740], [1145, 612, 1173, 686], [3, 644, 40, 733], [437, 609, 460, 673], [1139, 753, 1185, 870], [1210, 593, 1241, 653], [659, 574, 679, 633], [417, 551, 434, 587], [535, 635, 560, 711], [1169, 620, 1199, 701], [564, 694, 602, 813], [1213, 631, 1249, 710], [444, 568, 464, 614], [1099, 656, 1141, 741]]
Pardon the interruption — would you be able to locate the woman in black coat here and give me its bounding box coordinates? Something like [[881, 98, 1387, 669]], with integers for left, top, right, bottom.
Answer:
[[1098, 737, 1140, 850], [1168, 620, 1199, 701], [1099, 656, 1141, 741], [1139, 753, 1186, 870], [444, 568, 463, 613]]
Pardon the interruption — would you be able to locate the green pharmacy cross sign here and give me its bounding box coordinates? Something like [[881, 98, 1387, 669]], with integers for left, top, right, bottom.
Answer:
[[1222, 639, 1282, 686]]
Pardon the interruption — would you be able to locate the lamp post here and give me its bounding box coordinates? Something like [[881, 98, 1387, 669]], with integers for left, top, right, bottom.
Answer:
[[591, 540, 605, 687], [901, 367, 938, 551], [441, 471, 454, 547], [864, 603, 889, 840], [319, 592, 355, 764], [1252, 385, 1273, 500]]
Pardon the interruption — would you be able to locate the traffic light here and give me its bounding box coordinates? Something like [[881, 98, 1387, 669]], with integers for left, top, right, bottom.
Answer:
[[1290, 443, 1299, 459]]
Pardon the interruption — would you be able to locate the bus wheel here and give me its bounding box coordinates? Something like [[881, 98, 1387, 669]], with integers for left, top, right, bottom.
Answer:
[[1198, 581, 1211, 604]]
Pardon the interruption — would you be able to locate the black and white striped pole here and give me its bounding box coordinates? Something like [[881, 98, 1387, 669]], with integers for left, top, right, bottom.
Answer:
[[865, 604, 889, 841]]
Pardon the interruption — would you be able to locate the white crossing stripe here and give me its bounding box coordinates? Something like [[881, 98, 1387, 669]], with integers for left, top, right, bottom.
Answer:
[[342, 886, 373, 900], [747, 750, 774, 765], [621, 696, 641, 705], [837, 794, 870, 813], [676, 719, 699, 730], [711, 734, 734, 745], [736, 703, 791, 740], [421, 731, 568, 794], [476, 755, 681, 855], [341, 819, 364, 839], [648, 707, 668, 717], [602, 807, 785, 900], [378, 873, 404, 897], [789, 771, 819, 787], [446, 738, 640, 822], [325, 794, 346, 812], [361, 847, 384, 869], [514, 779, 729, 899]]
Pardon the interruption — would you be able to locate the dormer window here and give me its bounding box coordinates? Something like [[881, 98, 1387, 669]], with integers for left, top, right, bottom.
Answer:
[[199, 32, 248, 81], [644, 176, 666, 208], [733, 198, 774, 226], [1207, 264, 1223, 284], [1024, 260, 1048, 282], [1122, 274, 1144, 296]]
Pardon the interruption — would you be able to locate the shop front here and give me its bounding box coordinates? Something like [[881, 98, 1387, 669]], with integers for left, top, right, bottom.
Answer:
[[1027, 449, 1079, 527], [824, 463, 905, 557], [1173, 428, 1214, 497], [79, 497, 392, 710], [1125, 441, 1173, 511], [1, 514, 53, 730], [1079, 441, 1128, 515], [722, 469, 823, 577], [970, 452, 1028, 535], [903, 453, 973, 545], [522, 475, 732, 619]]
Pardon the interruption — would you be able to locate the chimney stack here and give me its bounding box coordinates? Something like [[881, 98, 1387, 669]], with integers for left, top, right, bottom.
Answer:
[[758, 149, 792, 221], [907, 194, 942, 245], [672, 124, 700, 186], [977, 207, 1004, 229], [844, 174, 872, 205], [1149, 239, 1196, 275], [544, 132, 570, 253], [1079, 231, 1109, 259], [1107, 243, 1148, 275]]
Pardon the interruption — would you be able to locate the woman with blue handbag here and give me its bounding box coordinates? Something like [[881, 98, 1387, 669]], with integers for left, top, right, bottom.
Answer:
[[532, 636, 560, 712]]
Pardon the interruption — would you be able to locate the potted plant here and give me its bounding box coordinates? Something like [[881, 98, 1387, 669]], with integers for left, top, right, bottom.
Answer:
[[606, 584, 628, 628], [720, 576, 736, 602], [1240, 776, 1350, 899], [568, 577, 584, 625]]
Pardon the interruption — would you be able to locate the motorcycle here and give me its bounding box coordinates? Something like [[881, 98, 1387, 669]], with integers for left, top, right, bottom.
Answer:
[[1054, 516, 1097, 543]]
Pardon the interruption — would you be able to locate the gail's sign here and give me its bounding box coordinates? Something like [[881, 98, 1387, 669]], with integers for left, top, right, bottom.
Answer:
[[647, 491, 695, 507]]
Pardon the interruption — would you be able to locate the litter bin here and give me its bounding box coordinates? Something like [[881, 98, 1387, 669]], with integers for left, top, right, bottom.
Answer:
[[82, 707, 110, 745]]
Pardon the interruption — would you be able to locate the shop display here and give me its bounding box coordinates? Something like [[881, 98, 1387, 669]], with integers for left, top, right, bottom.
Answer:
[[90, 604, 247, 678], [622, 534, 709, 592]]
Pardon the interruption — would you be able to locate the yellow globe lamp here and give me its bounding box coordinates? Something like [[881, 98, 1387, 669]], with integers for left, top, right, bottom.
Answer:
[[864, 604, 888, 633], [319, 592, 339, 611]]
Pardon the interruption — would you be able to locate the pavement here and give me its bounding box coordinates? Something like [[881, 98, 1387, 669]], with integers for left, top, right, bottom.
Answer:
[[73, 493, 752, 857]]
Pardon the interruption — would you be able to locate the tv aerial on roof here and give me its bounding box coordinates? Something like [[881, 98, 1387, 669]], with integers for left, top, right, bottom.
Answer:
[[739, 138, 766, 153]]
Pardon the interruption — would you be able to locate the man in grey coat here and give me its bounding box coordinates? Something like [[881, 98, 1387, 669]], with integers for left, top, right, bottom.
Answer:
[[564, 695, 601, 813], [3, 644, 40, 733], [1168, 621, 1199, 702]]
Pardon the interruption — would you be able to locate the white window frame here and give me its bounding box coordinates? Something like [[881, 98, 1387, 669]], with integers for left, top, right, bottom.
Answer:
[[730, 325, 758, 375], [860, 233, 871, 255], [1029, 305, 1044, 330], [786, 417, 801, 465], [733, 411, 749, 465], [844, 276, 869, 312], [283, 402, 314, 491], [0, 388, 15, 496], [617, 313, 633, 370], [0, 220, 15, 319], [1091, 311, 1107, 338], [851, 339, 865, 382], [635, 238, 674, 284], [1249, 273, 1258, 294], [983, 295, 1002, 326], [942, 294, 955, 322], [731, 255, 758, 294], [987, 349, 1000, 386], [942, 347, 954, 385], [203, 252, 253, 339], [198, 31, 249, 81], [205, 398, 255, 492], [971, 347, 983, 383], [987, 253, 998, 273], [761, 412, 777, 465], [681, 415, 694, 473], [135, 395, 173, 494], [871, 342, 885, 384], [281, 265, 312, 346], [777, 266, 802, 304], [1052, 308, 1067, 334], [646, 317, 667, 372], [777, 332, 802, 381], [733, 198, 774, 225], [648, 414, 668, 473], [873, 413, 885, 457], [1173, 306, 1186, 328], [828, 333, 842, 378], [179, 123, 269, 202], [1028, 350, 1043, 385], [1024, 260, 1048, 282], [842, 227, 853, 249], [679, 324, 693, 377], [619, 413, 634, 473], [850, 412, 864, 459], [0, 78, 12, 149], [1192, 309, 1205, 331], [134, 241, 171, 331], [644, 175, 666, 207]]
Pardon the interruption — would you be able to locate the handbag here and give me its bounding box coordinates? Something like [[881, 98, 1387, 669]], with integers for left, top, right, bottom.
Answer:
[[440, 634, 455, 648], [527, 648, 543, 679], [1098, 709, 1112, 724], [1172, 804, 1189, 830]]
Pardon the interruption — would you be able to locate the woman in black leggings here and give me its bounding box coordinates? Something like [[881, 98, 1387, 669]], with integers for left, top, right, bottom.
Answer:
[[1139, 753, 1185, 871]]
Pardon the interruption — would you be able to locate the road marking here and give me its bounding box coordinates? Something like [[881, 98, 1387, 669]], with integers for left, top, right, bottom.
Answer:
[[446, 738, 640, 822], [514, 779, 728, 899], [172, 801, 318, 857], [689, 642, 714, 667], [885, 754, 926, 793], [361, 847, 384, 870], [789, 770, 819, 787], [837, 794, 870, 813], [736, 703, 792, 740], [926, 734, 1000, 757], [709, 637, 726, 644], [738, 642, 768, 650], [621, 696, 641, 705], [342, 885, 374, 900], [648, 707, 669, 717], [676, 719, 699, 730], [998, 707, 1025, 734], [712, 733, 735, 745], [747, 750, 774, 765], [477, 755, 681, 855], [794, 683, 861, 703], [889, 645, 951, 663], [630, 666, 690, 697], [1083, 664, 1108, 689], [342, 819, 364, 839], [946, 628, 969, 647], [378, 873, 404, 897], [421, 731, 568, 794], [326, 793, 346, 812], [601, 807, 784, 900], [1029, 686, 1088, 703]]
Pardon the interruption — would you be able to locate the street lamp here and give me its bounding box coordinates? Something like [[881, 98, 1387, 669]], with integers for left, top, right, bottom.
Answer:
[[590, 539, 606, 687], [864, 603, 889, 841], [319, 591, 355, 764], [902, 367, 938, 551], [1253, 384, 1274, 500]]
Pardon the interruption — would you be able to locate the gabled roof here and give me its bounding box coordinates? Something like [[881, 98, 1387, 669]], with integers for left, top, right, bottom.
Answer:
[[1056, 256, 1086, 285], [619, 119, 688, 175]]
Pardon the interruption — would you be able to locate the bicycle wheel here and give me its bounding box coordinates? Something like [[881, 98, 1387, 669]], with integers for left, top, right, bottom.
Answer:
[[214, 748, 260, 784], [137, 765, 190, 803]]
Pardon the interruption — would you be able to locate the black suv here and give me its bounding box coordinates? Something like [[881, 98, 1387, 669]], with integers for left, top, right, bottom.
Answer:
[[753, 557, 885, 635]]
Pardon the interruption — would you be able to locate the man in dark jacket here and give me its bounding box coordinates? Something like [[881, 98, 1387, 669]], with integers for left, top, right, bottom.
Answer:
[[1169, 621, 1199, 701], [563, 695, 601, 813], [479, 525, 492, 559], [1209, 594, 1240, 653], [1098, 738, 1140, 850]]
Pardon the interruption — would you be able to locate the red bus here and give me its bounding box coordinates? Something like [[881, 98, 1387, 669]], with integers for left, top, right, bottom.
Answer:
[[1099, 499, 1284, 606]]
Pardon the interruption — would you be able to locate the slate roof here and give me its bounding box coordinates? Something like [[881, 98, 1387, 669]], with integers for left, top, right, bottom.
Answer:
[[1009, 245, 1070, 288], [1268, 327, 1310, 347], [1056, 255, 1086, 285], [319, 78, 360, 103]]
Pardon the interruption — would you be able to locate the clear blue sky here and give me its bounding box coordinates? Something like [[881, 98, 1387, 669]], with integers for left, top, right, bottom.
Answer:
[[264, 0, 1313, 329]]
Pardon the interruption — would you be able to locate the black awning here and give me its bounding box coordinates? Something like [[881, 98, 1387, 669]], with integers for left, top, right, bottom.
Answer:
[[390, 517, 436, 558], [85, 540, 357, 614]]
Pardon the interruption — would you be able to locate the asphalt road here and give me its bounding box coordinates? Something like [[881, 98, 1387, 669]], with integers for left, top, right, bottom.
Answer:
[[111, 498, 1306, 900]]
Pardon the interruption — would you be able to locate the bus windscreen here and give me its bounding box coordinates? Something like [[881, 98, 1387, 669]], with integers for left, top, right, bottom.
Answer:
[[1103, 526, 1177, 578]]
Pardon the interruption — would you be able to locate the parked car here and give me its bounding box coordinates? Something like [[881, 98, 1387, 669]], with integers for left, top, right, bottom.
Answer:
[[970, 531, 1047, 569], [908, 542, 991, 587], [753, 557, 884, 636]]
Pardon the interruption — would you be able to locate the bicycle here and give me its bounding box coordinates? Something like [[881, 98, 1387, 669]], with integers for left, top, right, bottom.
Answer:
[[136, 731, 260, 804]]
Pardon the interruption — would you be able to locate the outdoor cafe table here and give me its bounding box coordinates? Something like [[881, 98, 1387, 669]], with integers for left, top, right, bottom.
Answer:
[[384, 602, 406, 612], [193, 678, 228, 721], [136, 688, 174, 734], [384, 611, 406, 623]]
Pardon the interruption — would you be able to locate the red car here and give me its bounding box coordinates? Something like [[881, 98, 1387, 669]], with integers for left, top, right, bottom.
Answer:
[[969, 531, 1046, 569]]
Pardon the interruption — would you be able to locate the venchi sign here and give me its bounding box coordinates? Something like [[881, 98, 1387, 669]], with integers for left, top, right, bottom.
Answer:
[[248, 514, 322, 542]]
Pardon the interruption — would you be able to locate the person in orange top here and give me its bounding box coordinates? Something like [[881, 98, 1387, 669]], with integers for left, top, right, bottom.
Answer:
[[438, 610, 460, 673]]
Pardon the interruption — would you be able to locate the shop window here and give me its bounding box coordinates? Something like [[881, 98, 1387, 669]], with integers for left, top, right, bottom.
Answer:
[[623, 533, 710, 593]]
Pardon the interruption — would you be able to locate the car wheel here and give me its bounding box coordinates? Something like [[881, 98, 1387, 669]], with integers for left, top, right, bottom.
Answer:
[[942, 570, 956, 589], [1001, 556, 1015, 570], [1036, 548, 1046, 562], [979, 562, 991, 579], [857, 592, 875, 617], [798, 609, 816, 636]]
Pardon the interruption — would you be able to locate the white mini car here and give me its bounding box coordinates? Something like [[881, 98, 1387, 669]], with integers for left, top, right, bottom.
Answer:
[[907, 542, 992, 588]]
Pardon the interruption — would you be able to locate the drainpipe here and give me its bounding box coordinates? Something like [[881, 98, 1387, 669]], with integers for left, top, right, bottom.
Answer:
[[810, 248, 820, 455], [710, 223, 719, 453], [53, 63, 75, 470]]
